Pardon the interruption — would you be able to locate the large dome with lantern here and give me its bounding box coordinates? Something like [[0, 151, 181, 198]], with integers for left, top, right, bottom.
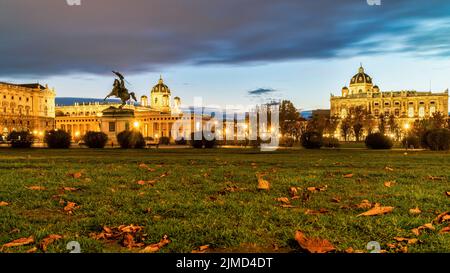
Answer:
[[151, 76, 171, 94], [350, 65, 372, 85]]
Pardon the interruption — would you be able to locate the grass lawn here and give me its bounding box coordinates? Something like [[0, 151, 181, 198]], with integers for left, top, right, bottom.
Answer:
[[0, 147, 449, 253]]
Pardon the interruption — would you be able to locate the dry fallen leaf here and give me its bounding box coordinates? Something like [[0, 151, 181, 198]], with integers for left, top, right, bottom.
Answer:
[[279, 204, 298, 208], [137, 180, 157, 186], [63, 202, 77, 214], [140, 235, 171, 253], [343, 173, 354, 178], [304, 208, 329, 215], [409, 207, 422, 215], [40, 234, 63, 252], [357, 206, 394, 217], [257, 175, 270, 191], [433, 212, 450, 224], [26, 247, 38, 253], [63, 187, 78, 192], [356, 200, 372, 209], [275, 197, 290, 204], [68, 172, 82, 179], [192, 245, 209, 253], [446, 192, 450, 197], [307, 185, 327, 193], [289, 187, 298, 197], [393, 237, 419, 245], [439, 226, 450, 234], [385, 166, 394, 172], [411, 223, 435, 236], [384, 181, 396, 187], [2, 236, 34, 248], [0, 201, 9, 206], [294, 230, 335, 253], [26, 186, 46, 191], [428, 175, 445, 181]]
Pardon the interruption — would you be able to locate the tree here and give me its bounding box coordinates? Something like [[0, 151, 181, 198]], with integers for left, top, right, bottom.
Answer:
[[430, 112, 446, 129], [378, 114, 386, 134], [349, 106, 367, 141], [340, 116, 352, 141], [279, 100, 300, 137], [306, 113, 326, 134], [324, 115, 340, 136], [388, 114, 400, 140]]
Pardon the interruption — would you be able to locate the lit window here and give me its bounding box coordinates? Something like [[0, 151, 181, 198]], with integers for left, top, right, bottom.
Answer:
[[408, 106, 414, 118], [419, 106, 425, 118]]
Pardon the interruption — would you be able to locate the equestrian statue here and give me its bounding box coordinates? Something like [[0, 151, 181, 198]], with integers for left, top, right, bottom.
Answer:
[[104, 71, 137, 108]]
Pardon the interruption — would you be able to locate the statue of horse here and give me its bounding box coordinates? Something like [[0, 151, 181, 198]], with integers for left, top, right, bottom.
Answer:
[[104, 71, 137, 108]]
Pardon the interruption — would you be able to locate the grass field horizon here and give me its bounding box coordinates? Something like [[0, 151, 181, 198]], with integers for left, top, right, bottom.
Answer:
[[1, 148, 449, 253]]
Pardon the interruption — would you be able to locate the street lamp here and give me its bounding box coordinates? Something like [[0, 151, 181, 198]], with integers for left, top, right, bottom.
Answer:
[[133, 121, 140, 129]]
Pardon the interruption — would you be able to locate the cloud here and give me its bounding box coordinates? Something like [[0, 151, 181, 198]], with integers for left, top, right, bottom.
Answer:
[[1, 0, 450, 77], [248, 88, 276, 96]]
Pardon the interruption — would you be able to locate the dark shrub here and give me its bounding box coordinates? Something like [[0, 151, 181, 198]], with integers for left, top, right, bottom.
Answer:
[[323, 137, 340, 148], [365, 133, 393, 149], [158, 136, 170, 145], [420, 130, 432, 149], [402, 135, 420, 149], [45, 130, 71, 149], [83, 131, 108, 148], [203, 131, 217, 148], [117, 130, 145, 149], [144, 137, 154, 142], [301, 131, 323, 149], [280, 137, 295, 147], [7, 131, 34, 148], [424, 128, 450, 151], [175, 137, 187, 145], [190, 132, 204, 148]]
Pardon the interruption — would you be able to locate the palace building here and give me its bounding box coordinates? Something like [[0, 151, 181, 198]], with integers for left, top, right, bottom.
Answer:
[[55, 76, 195, 143], [330, 65, 449, 137], [0, 82, 55, 137]]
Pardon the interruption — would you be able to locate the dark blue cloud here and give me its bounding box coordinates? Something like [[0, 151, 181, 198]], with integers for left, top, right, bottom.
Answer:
[[248, 88, 276, 96], [1, 0, 450, 76]]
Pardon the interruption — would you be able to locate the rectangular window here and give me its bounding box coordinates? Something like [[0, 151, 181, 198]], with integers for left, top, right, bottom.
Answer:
[[109, 122, 116, 132], [408, 106, 414, 118], [419, 106, 425, 118]]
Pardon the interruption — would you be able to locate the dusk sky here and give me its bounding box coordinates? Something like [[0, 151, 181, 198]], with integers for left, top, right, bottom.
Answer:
[[1, 0, 450, 110]]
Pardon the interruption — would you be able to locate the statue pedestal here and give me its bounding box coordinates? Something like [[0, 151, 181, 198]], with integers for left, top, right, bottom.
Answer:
[[100, 106, 135, 146]]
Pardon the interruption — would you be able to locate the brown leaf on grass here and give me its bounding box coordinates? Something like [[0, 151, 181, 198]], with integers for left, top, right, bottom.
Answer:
[[345, 247, 354, 253], [384, 181, 396, 187], [139, 163, 156, 172], [427, 175, 445, 181], [393, 237, 419, 245], [67, 172, 82, 179], [257, 175, 270, 191], [40, 234, 63, 252], [331, 197, 341, 203], [357, 206, 394, 217], [279, 204, 298, 208], [63, 187, 78, 192], [411, 223, 435, 236], [26, 186, 46, 191], [343, 173, 354, 178], [289, 187, 298, 197], [356, 200, 372, 209], [385, 166, 394, 172], [140, 235, 171, 253], [433, 212, 450, 224], [275, 197, 290, 204], [446, 192, 450, 197], [2, 236, 34, 248], [439, 226, 450, 234], [136, 180, 157, 186], [0, 201, 9, 206], [307, 185, 327, 193], [304, 208, 329, 215], [26, 247, 38, 253], [63, 202, 78, 214], [192, 245, 209, 253], [409, 207, 422, 215], [122, 233, 144, 248], [294, 230, 335, 253]]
